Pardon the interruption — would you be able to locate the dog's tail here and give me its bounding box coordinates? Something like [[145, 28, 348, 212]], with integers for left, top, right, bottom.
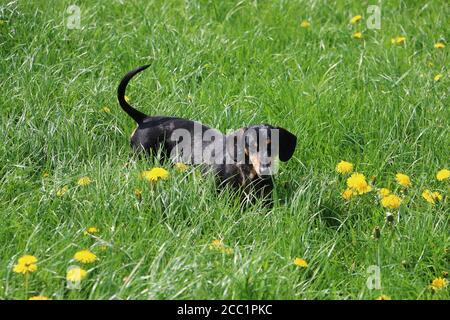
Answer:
[[117, 64, 151, 124]]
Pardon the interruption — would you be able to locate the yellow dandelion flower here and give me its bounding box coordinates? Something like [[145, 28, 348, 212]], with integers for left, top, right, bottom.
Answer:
[[336, 160, 353, 174], [360, 184, 372, 194], [379, 188, 391, 197], [174, 162, 188, 172], [432, 191, 443, 201], [381, 194, 402, 209], [66, 267, 87, 282], [13, 255, 38, 274], [352, 31, 363, 39], [376, 295, 391, 300], [77, 176, 92, 186], [74, 250, 98, 264], [210, 239, 223, 248], [220, 247, 233, 255], [342, 189, 354, 200], [124, 95, 130, 103], [29, 296, 50, 300], [350, 15, 362, 24], [18, 255, 38, 265], [434, 74, 443, 82], [293, 258, 308, 268], [141, 167, 169, 182], [434, 42, 445, 49], [436, 169, 450, 181], [391, 36, 406, 45], [423, 190, 443, 204], [101, 106, 111, 113], [347, 172, 366, 189], [87, 226, 98, 234], [430, 277, 448, 290], [347, 173, 372, 194], [84, 227, 99, 235], [300, 20, 310, 28], [422, 189, 435, 204], [56, 185, 68, 197], [395, 173, 411, 188], [209, 239, 232, 254], [13, 263, 37, 274]]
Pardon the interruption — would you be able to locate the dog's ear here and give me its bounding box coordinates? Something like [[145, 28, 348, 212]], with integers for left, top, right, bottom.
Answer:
[[276, 127, 297, 161]]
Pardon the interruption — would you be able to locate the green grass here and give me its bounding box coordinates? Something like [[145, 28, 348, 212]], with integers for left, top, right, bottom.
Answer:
[[0, 0, 449, 300]]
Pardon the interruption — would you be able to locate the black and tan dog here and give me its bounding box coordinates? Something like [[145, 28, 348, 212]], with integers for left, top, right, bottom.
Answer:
[[118, 65, 297, 202]]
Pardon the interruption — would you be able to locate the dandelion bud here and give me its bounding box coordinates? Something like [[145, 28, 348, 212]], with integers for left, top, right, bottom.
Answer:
[[386, 212, 394, 223], [373, 226, 381, 240], [134, 188, 142, 201]]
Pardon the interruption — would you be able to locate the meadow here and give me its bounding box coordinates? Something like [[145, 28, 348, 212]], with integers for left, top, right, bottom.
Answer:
[[0, 0, 448, 300]]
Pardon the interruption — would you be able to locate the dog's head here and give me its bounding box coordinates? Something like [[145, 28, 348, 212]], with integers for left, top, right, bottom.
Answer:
[[226, 124, 297, 176]]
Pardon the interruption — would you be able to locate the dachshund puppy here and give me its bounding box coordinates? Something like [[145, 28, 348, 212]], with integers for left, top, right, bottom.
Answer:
[[117, 65, 297, 202]]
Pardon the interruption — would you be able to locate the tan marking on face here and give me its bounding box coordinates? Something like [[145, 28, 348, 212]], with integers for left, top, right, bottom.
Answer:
[[249, 153, 262, 176], [249, 166, 257, 179]]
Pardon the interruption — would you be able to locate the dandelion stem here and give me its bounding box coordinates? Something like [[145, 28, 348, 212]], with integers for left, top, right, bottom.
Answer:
[[24, 273, 29, 299]]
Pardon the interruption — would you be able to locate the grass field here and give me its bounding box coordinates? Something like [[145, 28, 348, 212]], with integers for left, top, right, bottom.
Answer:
[[0, 0, 449, 300]]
